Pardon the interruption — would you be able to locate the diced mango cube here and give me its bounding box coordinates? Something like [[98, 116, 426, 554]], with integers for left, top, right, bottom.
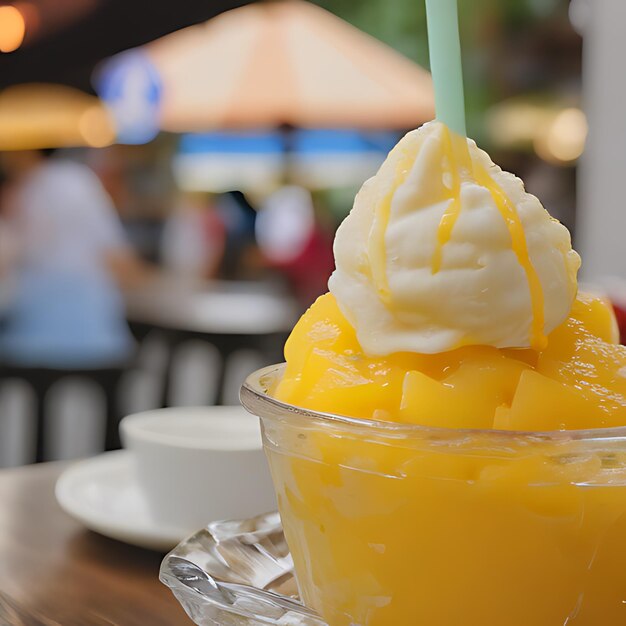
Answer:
[[501, 369, 605, 431]]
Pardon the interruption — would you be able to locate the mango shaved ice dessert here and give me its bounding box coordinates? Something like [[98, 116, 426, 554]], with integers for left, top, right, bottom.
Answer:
[[253, 121, 626, 626]]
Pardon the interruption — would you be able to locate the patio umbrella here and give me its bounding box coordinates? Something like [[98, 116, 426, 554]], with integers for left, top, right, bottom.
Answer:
[[0, 83, 116, 150], [97, 0, 434, 133]]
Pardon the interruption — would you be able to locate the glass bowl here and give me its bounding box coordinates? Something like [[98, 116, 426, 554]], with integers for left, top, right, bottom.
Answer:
[[237, 364, 626, 626]]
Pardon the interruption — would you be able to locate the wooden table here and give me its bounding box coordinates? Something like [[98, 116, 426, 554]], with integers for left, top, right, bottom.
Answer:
[[0, 462, 191, 626]]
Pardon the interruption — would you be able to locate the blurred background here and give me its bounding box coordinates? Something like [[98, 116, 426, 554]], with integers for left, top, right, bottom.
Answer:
[[0, 0, 605, 466]]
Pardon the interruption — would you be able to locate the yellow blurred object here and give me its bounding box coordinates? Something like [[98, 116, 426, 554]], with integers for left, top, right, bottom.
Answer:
[[486, 100, 555, 148], [0, 84, 116, 150], [534, 107, 588, 165], [0, 5, 25, 53], [78, 105, 116, 148], [144, 0, 434, 131], [486, 98, 588, 165]]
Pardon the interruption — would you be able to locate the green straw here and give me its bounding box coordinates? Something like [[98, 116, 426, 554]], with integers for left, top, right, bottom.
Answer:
[[425, 0, 467, 137]]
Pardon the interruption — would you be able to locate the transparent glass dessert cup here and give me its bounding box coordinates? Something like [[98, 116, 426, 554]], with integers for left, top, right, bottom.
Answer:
[[241, 364, 626, 626]]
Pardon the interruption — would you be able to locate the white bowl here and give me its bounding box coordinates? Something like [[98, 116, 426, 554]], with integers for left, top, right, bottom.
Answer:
[[120, 406, 276, 532]]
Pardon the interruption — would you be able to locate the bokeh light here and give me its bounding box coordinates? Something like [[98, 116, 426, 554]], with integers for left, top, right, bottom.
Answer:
[[0, 5, 26, 53], [78, 105, 116, 148], [534, 107, 588, 165]]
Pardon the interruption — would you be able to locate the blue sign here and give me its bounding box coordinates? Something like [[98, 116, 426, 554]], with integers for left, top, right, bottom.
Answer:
[[177, 129, 399, 157], [179, 131, 284, 155], [95, 50, 162, 145]]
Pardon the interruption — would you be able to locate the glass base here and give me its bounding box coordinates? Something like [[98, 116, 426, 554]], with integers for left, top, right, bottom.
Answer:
[[160, 511, 326, 626]]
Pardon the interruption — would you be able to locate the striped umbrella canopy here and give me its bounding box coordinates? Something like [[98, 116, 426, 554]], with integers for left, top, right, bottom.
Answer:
[[98, 0, 434, 134]]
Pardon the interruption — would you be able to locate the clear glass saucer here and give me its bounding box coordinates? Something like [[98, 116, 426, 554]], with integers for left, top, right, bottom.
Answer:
[[159, 512, 327, 626]]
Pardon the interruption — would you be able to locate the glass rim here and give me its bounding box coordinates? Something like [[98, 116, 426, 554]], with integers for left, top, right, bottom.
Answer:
[[240, 363, 626, 443]]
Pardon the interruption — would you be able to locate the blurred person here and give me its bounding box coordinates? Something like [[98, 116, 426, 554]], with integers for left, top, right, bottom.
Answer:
[[160, 192, 225, 280], [216, 190, 258, 280], [256, 185, 335, 307], [0, 149, 150, 368], [0, 170, 17, 317], [256, 186, 315, 264]]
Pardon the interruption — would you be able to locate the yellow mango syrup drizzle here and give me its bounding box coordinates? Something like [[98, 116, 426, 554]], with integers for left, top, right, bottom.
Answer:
[[431, 125, 472, 273], [433, 125, 547, 350], [368, 148, 415, 305], [473, 163, 547, 350]]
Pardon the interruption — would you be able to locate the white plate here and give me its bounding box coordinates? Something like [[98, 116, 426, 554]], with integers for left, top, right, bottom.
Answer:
[[55, 450, 189, 552]]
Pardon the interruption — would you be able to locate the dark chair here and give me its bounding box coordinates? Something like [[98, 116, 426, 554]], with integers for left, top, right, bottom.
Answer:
[[129, 321, 287, 407], [0, 364, 126, 463]]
